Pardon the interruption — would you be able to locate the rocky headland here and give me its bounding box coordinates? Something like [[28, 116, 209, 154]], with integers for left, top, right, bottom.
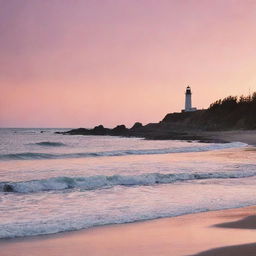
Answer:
[[57, 93, 256, 143]]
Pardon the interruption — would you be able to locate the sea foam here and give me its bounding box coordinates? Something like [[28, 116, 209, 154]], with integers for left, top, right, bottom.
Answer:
[[0, 142, 247, 160], [1, 170, 255, 193]]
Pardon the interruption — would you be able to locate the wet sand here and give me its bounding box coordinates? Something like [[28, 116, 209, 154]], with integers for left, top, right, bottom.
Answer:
[[1, 206, 256, 256], [192, 211, 256, 256], [203, 130, 256, 146], [193, 243, 256, 256]]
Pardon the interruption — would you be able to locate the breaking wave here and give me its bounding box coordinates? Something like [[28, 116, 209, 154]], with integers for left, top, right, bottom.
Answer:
[[1, 170, 256, 193], [33, 141, 66, 147], [0, 142, 247, 160]]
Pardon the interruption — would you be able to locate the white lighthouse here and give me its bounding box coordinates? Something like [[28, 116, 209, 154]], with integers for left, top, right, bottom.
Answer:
[[183, 86, 197, 112]]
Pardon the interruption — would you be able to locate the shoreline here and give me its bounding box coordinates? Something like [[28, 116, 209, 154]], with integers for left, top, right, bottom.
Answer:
[[2, 130, 256, 255], [1, 205, 256, 256], [202, 130, 256, 146], [58, 127, 256, 146], [0, 203, 255, 240]]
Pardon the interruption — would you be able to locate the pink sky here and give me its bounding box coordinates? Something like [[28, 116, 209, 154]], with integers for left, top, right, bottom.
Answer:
[[1, 0, 256, 128]]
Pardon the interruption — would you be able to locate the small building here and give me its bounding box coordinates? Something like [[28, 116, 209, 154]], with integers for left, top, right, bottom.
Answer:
[[182, 86, 197, 112]]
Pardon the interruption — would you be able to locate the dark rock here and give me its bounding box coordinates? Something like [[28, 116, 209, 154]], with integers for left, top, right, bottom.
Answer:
[[93, 125, 104, 130], [64, 128, 90, 135], [3, 184, 14, 192], [92, 125, 109, 135], [131, 122, 143, 130], [111, 125, 128, 135]]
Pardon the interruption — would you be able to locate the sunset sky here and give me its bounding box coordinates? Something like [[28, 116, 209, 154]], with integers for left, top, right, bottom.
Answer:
[[1, 0, 256, 128]]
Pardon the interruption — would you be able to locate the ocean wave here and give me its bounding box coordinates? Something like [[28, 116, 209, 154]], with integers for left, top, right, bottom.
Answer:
[[1, 202, 255, 239], [1, 170, 255, 193], [0, 142, 247, 161], [33, 141, 66, 147]]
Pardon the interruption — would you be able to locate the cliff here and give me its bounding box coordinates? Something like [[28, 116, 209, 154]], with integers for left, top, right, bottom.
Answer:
[[57, 92, 256, 142], [163, 93, 256, 130]]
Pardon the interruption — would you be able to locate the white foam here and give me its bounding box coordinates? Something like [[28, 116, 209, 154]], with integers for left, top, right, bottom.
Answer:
[[1, 169, 255, 193], [0, 142, 247, 160], [1, 176, 256, 239]]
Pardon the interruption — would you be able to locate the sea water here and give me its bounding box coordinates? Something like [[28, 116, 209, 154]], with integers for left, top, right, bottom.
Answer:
[[0, 128, 256, 238]]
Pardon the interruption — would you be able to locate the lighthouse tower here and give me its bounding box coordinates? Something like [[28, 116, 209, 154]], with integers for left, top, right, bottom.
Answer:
[[183, 86, 197, 112], [185, 86, 192, 111]]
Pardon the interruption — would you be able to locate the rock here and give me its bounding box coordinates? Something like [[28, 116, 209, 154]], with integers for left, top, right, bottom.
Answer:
[[62, 128, 90, 135], [131, 122, 143, 130], [111, 125, 128, 135], [92, 125, 109, 135], [3, 184, 14, 192]]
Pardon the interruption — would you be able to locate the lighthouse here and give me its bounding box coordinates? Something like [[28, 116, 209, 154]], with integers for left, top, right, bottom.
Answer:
[[182, 86, 197, 112]]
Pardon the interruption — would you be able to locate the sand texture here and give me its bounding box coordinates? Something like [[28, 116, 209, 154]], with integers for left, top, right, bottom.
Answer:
[[1, 206, 256, 256]]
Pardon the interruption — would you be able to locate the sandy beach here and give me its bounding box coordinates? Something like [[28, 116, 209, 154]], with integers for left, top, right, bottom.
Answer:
[[2, 0, 256, 255], [1, 130, 256, 256], [203, 130, 256, 146], [0, 206, 255, 256]]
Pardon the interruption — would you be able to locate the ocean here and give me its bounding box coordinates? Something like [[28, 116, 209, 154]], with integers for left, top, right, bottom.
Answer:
[[0, 128, 256, 239]]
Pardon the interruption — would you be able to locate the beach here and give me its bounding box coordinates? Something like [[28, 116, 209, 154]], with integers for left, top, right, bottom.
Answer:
[[203, 130, 256, 146], [1, 128, 256, 255], [1, 206, 255, 256], [2, 0, 256, 255]]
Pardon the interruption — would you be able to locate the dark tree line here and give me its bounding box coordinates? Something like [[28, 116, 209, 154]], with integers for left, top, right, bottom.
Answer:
[[205, 92, 256, 129], [162, 92, 256, 130], [209, 93, 256, 111]]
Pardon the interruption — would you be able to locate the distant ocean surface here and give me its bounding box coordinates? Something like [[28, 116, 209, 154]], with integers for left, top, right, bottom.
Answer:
[[1, 128, 256, 239]]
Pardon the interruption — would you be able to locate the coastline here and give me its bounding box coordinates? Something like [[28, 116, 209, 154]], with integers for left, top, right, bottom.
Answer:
[[59, 126, 256, 145], [202, 130, 256, 146], [1, 206, 256, 256], [2, 131, 256, 256]]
